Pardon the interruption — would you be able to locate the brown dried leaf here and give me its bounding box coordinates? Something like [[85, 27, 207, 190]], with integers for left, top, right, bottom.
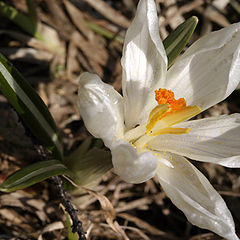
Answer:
[[63, 0, 98, 43], [38, 221, 65, 240], [204, 7, 230, 27], [0, 47, 53, 62], [116, 197, 153, 213], [118, 213, 178, 239], [165, 0, 185, 29], [65, 177, 129, 240], [71, 31, 107, 65], [83, 0, 130, 28], [82, 187, 129, 240], [66, 41, 81, 81], [159, 0, 204, 28]]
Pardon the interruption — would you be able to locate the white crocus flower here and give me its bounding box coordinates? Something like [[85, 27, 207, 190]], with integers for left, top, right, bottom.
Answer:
[[77, 0, 240, 239]]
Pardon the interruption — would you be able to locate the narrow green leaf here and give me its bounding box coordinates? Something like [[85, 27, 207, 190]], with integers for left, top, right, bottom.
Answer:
[[0, 1, 41, 39], [163, 16, 198, 67], [0, 53, 63, 160], [26, 0, 38, 23], [86, 21, 124, 44], [0, 160, 72, 192], [66, 147, 112, 187], [65, 213, 78, 240]]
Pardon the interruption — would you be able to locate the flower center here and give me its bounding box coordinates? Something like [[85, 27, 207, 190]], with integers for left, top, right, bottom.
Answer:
[[124, 88, 201, 150], [146, 89, 201, 136]]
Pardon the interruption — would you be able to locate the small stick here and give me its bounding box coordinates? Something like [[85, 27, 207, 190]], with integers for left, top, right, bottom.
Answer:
[[52, 176, 86, 240]]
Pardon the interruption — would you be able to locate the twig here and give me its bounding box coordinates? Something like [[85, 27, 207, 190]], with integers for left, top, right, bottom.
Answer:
[[52, 176, 86, 240]]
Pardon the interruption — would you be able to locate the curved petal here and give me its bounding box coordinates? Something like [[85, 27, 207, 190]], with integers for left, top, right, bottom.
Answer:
[[166, 22, 240, 111], [77, 72, 124, 148], [148, 114, 240, 167], [157, 153, 238, 240], [121, 0, 167, 129], [111, 140, 158, 183]]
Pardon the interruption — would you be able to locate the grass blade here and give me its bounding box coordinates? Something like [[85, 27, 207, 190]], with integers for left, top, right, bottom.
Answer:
[[163, 16, 198, 67], [0, 160, 72, 192], [0, 1, 41, 39], [0, 53, 63, 160]]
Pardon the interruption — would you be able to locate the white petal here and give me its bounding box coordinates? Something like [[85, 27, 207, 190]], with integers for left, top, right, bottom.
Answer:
[[166, 22, 240, 111], [111, 140, 158, 183], [121, 0, 167, 129], [149, 114, 240, 167], [157, 153, 238, 240], [77, 72, 124, 148]]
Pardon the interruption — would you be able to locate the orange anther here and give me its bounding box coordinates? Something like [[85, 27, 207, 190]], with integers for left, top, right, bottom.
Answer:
[[155, 89, 186, 112]]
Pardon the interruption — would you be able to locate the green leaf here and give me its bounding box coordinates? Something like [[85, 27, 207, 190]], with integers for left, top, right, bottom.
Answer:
[[0, 160, 72, 192], [66, 147, 112, 187], [26, 0, 38, 23], [163, 16, 198, 68], [86, 21, 124, 44], [0, 53, 63, 160], [65, 213, 78, 240], [0, 1, 41, 39], [0, 1, 63, 54]]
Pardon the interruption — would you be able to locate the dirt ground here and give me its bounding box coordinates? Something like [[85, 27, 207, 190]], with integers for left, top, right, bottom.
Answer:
[[0, 0, 240, 239]]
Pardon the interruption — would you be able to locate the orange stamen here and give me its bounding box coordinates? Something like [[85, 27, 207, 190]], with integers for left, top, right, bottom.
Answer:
[[155, 89, 186, 113]]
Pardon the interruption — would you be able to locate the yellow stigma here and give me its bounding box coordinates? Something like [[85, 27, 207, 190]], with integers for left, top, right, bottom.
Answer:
[[146, 89, 202, 136]]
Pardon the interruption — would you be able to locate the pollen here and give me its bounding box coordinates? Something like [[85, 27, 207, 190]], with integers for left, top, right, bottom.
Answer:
[[155, 89, 186, 112]]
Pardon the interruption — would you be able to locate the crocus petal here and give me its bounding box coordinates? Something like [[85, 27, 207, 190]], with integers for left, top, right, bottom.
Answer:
[[148, 114, 240, 167], [157, 153, 238, 240], [111, 140, 158, 183], [77, 72, 124, 148], [121, 0, 167, 129], [165, 22, 240, 111]]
